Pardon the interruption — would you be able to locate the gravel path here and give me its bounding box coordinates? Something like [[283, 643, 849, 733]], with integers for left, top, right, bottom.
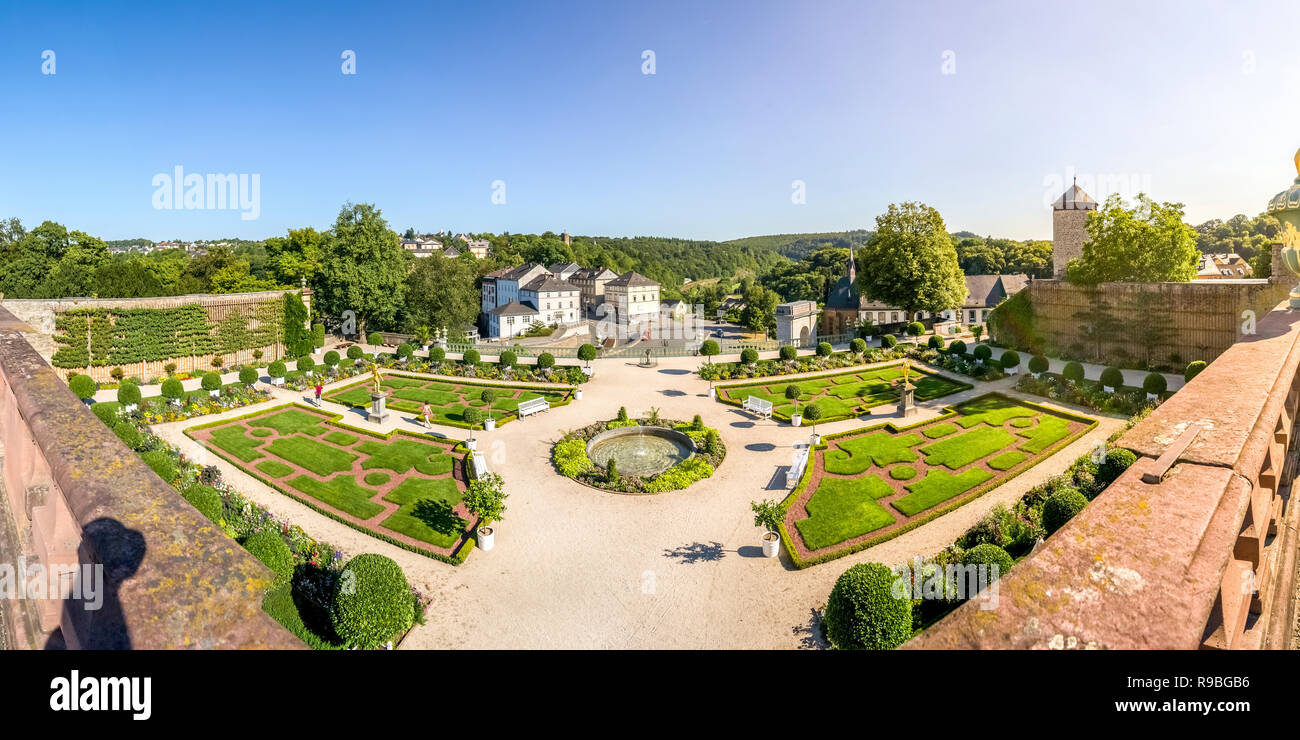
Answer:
[[151, 356, 1125, 649]]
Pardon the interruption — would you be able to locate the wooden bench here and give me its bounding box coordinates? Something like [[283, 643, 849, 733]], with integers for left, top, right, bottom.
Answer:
[[517, 397, 550, 418], [786, 446, 809, 488], [743, 395, 773, 418]]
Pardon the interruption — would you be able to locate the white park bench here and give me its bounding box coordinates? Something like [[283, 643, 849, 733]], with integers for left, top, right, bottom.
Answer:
[[743, 395, 773, 418], [517, 397, 550, 418], [472, 451, 488, 478], [786, 446, 810, 488]]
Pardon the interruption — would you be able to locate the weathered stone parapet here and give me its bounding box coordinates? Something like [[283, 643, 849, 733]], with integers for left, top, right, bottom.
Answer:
[[911, 300, 1299, 650], [0, 306, 300, 649]]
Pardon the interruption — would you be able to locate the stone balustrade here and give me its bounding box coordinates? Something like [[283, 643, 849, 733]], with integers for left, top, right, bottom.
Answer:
[[0, 305, 300, 649], [910, 300, 1299, 650]]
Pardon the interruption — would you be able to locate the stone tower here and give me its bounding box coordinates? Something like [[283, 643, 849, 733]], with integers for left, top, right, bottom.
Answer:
[[1052, 179, 1097, 278]]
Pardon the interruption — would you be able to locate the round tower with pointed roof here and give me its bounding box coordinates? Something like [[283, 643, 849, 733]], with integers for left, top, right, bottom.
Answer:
[[1267, 147, 1300, 307], [1051, 179, 1097, 278]]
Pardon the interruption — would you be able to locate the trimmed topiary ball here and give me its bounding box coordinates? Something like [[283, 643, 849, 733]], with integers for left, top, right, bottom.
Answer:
[[880, 334, 898, 349], [1184, 360, 1207, 382], [396, 343, 414, 360], [1028, 354, 1049, 374], [779, 345, 798, 361], [268, 360, 287, 378], [1062, 361, 1085, 383], [1142, 372, 1167, 396], [140, 449, 176, 483], [347, 345, 364, 360], [297, 355, 315, 374], [331, 553, 415, 649], [961, 543, 1014, 582], [91, 402, 120, 427], [949, 339, 967, 355], [927, 334, 944, 350], [324, 350, 340, 368], [740, 348, 759, 365], [366, 332, 383, 346], [182, 483, 224, 523], [499, 349, 517, 367], [463, 349, 480, 365], [816, 341, 833, 357], [823, 562, 912, 650], [201, 371, 223, 391], [429, 347, 446, 363], [117, 383, 142, 406], [161, 377, 185, 401], [242, 530, 294, 583], [850, 338, 867, 355], [1099, 366, 1124, 390], [1042, 487, 1088, 533], [113, 421, 143, 451], [973, 344, 993, 361], [537, 352, 555, 369], [1097, 448, 1138, 488], [999, 349, 1020, 369], [239, 366, 259, 386], [69, 374, 98, 401]]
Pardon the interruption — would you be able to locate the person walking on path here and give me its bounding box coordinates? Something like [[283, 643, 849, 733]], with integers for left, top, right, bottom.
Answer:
[[420, 401, 433, 428], [314, 382, 323, 406]]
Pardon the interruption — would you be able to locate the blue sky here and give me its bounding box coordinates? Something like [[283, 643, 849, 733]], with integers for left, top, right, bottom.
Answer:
[[2, 0, 1298, 242]]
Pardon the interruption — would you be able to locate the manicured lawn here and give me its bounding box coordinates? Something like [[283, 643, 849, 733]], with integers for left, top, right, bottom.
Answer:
[[209, 425, 264, 462], [786, 393, 1096, 562], [356, 439, 454, 476], [286, 474, 385, 519], [920, 426, 1016, 469], [381, 478, 466, 547], [323, 374, 571, 429], [249, 408, 328, 437], [189, 404, 472, 560], [266, 436, 358, 476], [794, 476, 896, 550], [719, 363, 969, 422], [256, 459, 295, 478], [988, 451, 1026, 471], [893, 468, 994, 516], [824, 431, 922, 475]]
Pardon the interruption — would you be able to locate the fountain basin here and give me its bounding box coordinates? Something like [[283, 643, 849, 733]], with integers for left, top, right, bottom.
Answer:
[[586, 425, 695, 478]]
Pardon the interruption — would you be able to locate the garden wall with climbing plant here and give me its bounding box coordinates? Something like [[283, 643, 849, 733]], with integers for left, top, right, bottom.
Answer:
[[1, 289, 306, 381]]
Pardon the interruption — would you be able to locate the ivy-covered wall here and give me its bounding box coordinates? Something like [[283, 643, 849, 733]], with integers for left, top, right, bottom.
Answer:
[[48, 295, 291, 377]]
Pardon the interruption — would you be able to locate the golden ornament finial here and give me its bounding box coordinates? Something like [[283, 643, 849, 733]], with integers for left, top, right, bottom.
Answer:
[[1294, 147, 1300, 177]]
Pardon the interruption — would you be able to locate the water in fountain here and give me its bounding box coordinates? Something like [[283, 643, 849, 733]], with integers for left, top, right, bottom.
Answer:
[[587, 427, 693, 477]]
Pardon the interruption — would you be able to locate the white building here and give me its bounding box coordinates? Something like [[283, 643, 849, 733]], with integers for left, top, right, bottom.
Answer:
[[486, 301, 540, 339], [603, 272, 661, 334], [520, 275, 581, 326]]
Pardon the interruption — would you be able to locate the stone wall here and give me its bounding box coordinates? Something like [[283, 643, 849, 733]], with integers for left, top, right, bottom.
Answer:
[[1, 290, 296, 382], [1008, 243, 1291, 367]]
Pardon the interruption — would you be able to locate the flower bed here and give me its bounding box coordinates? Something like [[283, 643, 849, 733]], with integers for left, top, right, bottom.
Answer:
[[1014, 372, 1163, 416], [322, 371, 573, 429], [778, 393, 1097, 568], [700, 348, 900, 381], [552, 415, 727, 494]]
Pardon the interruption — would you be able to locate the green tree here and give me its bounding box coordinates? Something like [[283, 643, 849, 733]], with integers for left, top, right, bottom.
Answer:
[[857, 202, 967, 319], [318, 202, 408, 336], [265, 226, 324, 286], [1066, 194, 1199, 285], [403, 253, 479, 335]]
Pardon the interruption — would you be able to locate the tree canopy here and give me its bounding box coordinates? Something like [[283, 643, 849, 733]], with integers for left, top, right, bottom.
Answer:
[[856, 202, 967, 317], [1065, 194, 1199, 285], [316, 203, 408, 336]]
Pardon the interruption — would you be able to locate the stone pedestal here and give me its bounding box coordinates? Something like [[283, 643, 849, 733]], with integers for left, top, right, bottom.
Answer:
[[369, 392, 389, 424], [898, 383, 917, 417]]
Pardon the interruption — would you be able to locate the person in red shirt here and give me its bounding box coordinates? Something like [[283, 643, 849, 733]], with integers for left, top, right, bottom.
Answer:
[[314, 382, 323, 405]]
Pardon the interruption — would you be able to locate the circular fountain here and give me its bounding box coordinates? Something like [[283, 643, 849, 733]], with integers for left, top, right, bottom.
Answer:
[[586, 426, 695, 478]]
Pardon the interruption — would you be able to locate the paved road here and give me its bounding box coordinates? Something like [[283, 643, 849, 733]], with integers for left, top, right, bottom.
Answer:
[[151, 354, 1125, 649]]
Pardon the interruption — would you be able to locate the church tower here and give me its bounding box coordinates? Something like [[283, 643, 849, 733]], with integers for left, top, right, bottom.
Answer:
[[1052, 179, 1097, 278]]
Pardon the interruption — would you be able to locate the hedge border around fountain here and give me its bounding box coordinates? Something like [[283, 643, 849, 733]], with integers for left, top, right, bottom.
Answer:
[[552, 416, 727, 494]]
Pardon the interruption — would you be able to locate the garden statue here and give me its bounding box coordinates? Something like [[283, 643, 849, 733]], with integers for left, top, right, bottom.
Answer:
[[897, 358, 917, 417], [370, 360, 383, 394]]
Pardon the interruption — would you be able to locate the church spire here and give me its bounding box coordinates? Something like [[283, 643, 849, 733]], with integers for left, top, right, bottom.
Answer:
[[848, 244, 856, 283]]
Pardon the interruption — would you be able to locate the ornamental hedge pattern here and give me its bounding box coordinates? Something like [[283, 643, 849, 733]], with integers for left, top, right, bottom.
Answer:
[[51, 298, 287, 369]]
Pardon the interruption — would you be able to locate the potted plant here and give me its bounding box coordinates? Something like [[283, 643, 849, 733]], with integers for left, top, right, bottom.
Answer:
[[69, 374, 98, 406], [297, 354, 315, 378], [268, 360, 286, 386], [1000, 349, 1020, 375], [412, 325, 432, 351], [1142, 372, 1167, 401], [201, 371, 223, 398], [699, 340, 720, 396], [462, 407, 484, 450], [803, 403, 824, 445], [117, 382, 141, 414], [396, 343, 413, 365], [464, 472, 507, 551], [578, 343, 598, 376], [751, 499, 783, 558], [161, 377, 185, 406], [786, 383, 803, 426], [1028, 354, 1049, 378], [480, 388, 499, 431], [1100, 366, 1124, 394]]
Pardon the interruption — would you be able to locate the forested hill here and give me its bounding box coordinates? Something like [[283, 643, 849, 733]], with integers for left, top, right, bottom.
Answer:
[[721, 230, 873, 260]]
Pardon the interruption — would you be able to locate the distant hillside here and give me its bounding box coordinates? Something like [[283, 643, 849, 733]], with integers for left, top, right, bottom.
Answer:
[[722, 230, 872, 260]]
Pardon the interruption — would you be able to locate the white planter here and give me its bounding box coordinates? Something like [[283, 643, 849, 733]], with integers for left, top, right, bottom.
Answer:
[[575, 389, 583, 401], [208, 389, 220, 398], [484, 417, 497, 431], [791, 413, 802, 427], [1146, 392, 1158, 401], [1005, 366, 1018, 375], [477, 526, 494, 551], [810, 433, 821, 445], [761, 531, 780, 558], [303, 370, 313, 377], [1103, 385, 1116, 394], [124, 403, 138, 414], [466, 438, 478, 451], [709, 387, 716, 399], [271, 377, 284, 386]]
